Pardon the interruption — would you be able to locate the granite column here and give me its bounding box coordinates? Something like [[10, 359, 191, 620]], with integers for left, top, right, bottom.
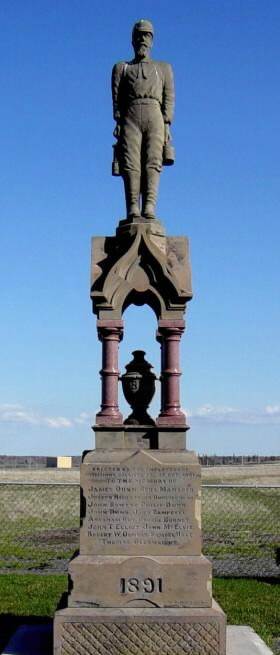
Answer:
[[95, 320, 123, 425], [157, 320, 186, 426]]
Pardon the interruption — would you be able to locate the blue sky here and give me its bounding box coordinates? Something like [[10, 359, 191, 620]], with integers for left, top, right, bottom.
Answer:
[[0, 0, 279, 455]]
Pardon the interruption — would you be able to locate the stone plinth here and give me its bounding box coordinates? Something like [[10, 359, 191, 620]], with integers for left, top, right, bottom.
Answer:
[[94, 425, 187, 450], [66, 448, 214, 616], [53, 444, 226, 653], [54, 604, 226, 655]]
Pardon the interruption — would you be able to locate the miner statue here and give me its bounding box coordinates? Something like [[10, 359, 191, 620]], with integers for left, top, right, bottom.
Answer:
[[112, 19, 175, 220]]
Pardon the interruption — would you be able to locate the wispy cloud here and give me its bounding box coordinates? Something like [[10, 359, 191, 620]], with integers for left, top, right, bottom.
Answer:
[[189, 403, 280, 425], [43, 416, 73, 428], [73, 412, 91, 425], [0, 405, 91, 429], [265, 405, 280, 417], [1, 402, 279, 429]]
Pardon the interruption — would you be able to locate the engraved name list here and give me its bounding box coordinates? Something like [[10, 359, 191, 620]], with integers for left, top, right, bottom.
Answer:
[[83, 464, 199, 547]]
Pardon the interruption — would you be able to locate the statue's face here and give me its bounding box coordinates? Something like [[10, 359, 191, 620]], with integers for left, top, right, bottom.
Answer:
[[133, 30, 153, 59]]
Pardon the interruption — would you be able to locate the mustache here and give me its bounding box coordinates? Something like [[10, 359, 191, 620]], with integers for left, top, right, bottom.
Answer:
[[135, 43, 149, 52]]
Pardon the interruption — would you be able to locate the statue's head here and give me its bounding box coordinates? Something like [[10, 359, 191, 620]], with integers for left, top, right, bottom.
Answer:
[[132, 19, 154, 59]]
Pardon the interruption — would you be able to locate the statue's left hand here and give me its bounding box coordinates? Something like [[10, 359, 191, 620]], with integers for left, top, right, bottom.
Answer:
[[164, 124, 170, 144], [113, 123, 121, 139]]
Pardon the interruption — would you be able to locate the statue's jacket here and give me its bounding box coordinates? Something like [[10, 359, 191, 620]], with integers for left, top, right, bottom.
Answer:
[[112, 58, 174, 125]]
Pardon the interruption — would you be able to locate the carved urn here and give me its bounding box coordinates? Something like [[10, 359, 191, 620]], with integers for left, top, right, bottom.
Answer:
[[121, 350, 156, 425]]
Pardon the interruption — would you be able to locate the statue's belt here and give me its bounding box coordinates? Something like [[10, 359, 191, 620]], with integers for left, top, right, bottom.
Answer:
[[128, 98, 161, 107]]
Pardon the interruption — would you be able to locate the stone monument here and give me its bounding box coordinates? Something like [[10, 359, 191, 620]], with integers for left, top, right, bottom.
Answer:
[[54, 19, 227, 655]]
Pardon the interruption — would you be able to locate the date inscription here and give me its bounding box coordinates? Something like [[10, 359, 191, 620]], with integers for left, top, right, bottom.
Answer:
[[120, 577, 163, 594]]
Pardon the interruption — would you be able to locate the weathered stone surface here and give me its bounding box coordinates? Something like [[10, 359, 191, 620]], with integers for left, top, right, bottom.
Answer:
[[94, 426, 157, 450], [116, 216, 165, 237], [94, 426, 188, 450], [68, 554, 212, 608], [166, 237, 192, 294], [80, 449, 201, 556], [91, 228, 192, 321], [54, 604, 226, 655], [157, 428, 187, 450], [6, 623, 272, 655]]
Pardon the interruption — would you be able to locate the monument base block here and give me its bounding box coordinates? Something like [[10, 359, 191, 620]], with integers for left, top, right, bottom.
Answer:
[[54, 603, 226, 655], [68, 554, 212, 608]]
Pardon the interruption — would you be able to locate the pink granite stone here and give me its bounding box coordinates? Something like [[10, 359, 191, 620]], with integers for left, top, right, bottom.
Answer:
[[95, 320, 123, 425], [157, 322, 186, 426]]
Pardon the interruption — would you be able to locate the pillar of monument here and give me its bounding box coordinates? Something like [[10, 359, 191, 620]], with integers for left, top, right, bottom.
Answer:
[[95, 320, 123, 425], [156, 320, 186, 427]]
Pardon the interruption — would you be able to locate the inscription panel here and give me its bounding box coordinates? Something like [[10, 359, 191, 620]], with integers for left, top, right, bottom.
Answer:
[[80, 459, 201, 555]]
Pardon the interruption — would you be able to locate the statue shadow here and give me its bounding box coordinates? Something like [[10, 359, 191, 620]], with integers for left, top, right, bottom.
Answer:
[[0, 615, 52, 654]]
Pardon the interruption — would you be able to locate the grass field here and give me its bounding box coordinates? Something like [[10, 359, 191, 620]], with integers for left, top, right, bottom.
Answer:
[[0, 483, 80, 570], [202, 485, 280, 581], [202, 462, 280, 486], [0, 575, 279, 653]]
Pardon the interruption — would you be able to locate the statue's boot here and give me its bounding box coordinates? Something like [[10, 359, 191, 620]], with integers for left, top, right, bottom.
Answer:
[[143, 169, 160, 219], [123, 173, 141, 219]]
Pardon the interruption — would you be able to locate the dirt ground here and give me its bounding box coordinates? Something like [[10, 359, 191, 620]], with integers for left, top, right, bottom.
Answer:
[[0, 463, 279, 485], [0, 468, 80, 483], [202, 463, 280, 485]]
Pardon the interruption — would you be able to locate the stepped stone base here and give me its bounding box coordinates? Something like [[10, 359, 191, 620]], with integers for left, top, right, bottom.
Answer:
[[54, 603, 226, 655]]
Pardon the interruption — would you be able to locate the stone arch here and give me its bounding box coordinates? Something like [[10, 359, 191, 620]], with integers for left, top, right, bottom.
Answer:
[[91, 223, 192, 428], [91, 226, 192, 320], [121, 288, 163, 319]]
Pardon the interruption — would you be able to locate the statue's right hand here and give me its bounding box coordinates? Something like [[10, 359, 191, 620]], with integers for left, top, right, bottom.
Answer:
[[164, 124, 170, 144], [113, 123, 121, 139]]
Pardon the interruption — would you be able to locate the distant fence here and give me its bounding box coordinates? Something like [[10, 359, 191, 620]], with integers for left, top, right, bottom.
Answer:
[[1, 455, 280, 468], [199, 455, 280, 466], [202, 485, 280, 577], [0, 456, 81, 469], [0, 482, 279, 577]]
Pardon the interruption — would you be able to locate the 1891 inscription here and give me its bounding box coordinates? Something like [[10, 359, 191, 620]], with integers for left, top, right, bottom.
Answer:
[[84, 464, 199, 547], [120, 577, 163, 593]]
